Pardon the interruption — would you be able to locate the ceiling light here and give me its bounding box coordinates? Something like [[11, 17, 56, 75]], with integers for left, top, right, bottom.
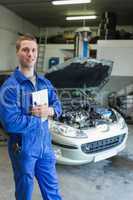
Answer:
[[66, 15, 97, 20], [52, 0, 91, 5]]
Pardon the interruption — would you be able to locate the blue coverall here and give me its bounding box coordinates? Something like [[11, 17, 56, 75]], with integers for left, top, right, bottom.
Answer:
[[0, 67, 62, 200]]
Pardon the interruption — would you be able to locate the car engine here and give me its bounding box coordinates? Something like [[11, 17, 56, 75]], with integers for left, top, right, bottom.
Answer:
[[58, 89, 117, 129]]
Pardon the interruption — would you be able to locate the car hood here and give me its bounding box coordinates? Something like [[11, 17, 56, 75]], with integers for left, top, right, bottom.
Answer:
[[45, 58, 113, 91]]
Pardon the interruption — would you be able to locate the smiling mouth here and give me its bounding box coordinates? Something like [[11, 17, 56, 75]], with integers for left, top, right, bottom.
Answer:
[[27, 59, 35, 62]]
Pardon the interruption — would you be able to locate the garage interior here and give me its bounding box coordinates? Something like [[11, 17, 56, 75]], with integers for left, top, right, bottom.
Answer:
[[0, 0, 133, 200]]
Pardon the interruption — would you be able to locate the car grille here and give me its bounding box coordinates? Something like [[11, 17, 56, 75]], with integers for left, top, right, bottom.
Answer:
[[81, 134, 126, 154]]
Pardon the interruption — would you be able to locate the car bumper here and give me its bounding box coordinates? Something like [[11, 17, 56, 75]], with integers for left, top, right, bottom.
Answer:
[[53, 138, 127, 165], [52, 125, 128, 165]]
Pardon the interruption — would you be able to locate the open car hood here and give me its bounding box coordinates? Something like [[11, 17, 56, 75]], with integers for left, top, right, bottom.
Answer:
[[45, 58, 113, 91]]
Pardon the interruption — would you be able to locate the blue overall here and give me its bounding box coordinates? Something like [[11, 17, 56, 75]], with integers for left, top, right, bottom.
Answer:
[[0, 67, 62, 200]]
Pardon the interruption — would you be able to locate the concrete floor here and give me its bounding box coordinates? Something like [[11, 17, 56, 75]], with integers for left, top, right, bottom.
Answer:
[[0, 126, 133, 200]]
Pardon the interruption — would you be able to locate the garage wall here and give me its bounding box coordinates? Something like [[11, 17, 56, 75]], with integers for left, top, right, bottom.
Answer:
[[97, 40, 133, 105], [44, 44, 74, 70], [97, 40, 133, 76], [0, 5, 39, 71]]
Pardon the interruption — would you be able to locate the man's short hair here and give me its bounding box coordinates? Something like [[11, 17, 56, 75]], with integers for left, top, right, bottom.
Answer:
[[16, 33, 37, 52]]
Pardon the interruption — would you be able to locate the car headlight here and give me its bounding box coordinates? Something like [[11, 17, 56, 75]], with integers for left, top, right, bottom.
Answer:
[[49, 121, 88, 138], [118, 117, 126, 129], [116, 112, 126, 129]]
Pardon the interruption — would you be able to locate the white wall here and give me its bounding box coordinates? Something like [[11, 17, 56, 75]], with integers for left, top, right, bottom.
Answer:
[[0, 5, 39, 71], [44, 44, 74, 70], [97, 40, 133, 76]]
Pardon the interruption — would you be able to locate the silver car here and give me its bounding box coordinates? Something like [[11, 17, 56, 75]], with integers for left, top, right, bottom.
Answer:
[[46, 58, 128, 165]]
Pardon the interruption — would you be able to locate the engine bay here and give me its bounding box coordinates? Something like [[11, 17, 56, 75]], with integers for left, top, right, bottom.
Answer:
[[57, 89, 117, 129]]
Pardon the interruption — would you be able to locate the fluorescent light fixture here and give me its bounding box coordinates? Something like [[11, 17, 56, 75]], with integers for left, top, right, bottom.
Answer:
[[66, 15, 97, 20], [52, 0, 91, 5]]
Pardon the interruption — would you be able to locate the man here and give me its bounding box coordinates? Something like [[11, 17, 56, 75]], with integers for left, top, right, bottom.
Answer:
[[0, 34, 62, 200]]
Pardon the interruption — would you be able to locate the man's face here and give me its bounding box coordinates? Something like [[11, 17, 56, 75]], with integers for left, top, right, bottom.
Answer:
[[17, 40, 38, 69]]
